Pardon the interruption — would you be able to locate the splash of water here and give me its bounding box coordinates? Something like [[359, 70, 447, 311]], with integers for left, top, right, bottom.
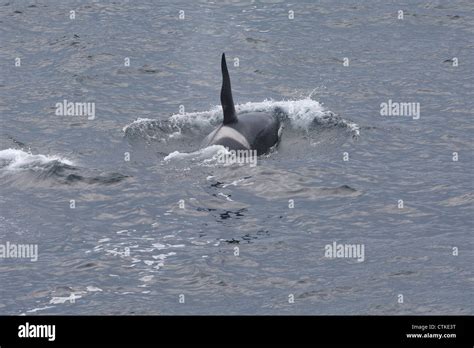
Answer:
[[0, 149, 74, 171], [123, 97, 360, 137]]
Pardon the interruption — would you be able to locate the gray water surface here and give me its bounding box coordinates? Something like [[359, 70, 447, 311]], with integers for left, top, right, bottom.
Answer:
[[0, 0, 473, 314]]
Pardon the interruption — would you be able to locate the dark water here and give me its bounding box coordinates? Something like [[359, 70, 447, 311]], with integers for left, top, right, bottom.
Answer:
[[0, 0, 473, 314]]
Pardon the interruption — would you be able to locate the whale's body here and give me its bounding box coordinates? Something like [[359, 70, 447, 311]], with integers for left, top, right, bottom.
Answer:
[[202, 54, 280, 155]]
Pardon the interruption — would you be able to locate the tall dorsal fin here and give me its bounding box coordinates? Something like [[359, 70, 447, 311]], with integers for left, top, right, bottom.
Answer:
[[220, 53, 238, 124]]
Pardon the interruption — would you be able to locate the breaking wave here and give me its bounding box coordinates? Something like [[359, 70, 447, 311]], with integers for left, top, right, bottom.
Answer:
[[0, 149, 128, 185], [0, 148, 74, 171]]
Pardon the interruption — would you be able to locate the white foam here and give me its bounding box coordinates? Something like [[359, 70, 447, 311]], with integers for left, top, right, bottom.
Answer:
[[222, 178, 250, 188], [139, 275, 154, 282], [238, 98, 327, 129], [179, 97, 358, 131], [346, 122, 360, 136], [25, 306, 55, 313], [168, 105, 223, 129], [152, 242, 167, 250], [123, 98, 360, 137], [167, 98, 327, 129], [0, 149, 74, 171], [163, 145, 229, 162], [152, 252, 176, 260], [123, 97, 355, 132], [50, 292, 83, 304], [122, 117, 155, 132]]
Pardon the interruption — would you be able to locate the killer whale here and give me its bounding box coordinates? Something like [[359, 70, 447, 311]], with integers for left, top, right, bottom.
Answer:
[[202, 53, 280, 155]]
